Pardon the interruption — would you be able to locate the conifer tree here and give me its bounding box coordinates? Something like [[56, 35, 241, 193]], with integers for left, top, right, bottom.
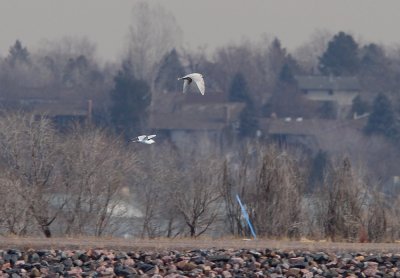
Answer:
[[319, 32, 360, 76], [7, 40, 30, 66], [154, 49, 184, 92], [110, 61, 151, 138], [364, 93, 398, 140]]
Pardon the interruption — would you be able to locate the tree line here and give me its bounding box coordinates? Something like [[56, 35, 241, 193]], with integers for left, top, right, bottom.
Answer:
[[0, 112, 396, 242], [1, 6, 400, 129], [1, 28, 400, 140]]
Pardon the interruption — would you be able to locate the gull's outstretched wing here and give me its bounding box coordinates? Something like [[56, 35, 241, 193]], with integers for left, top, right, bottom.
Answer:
[[183, 79, 190, 94], [145, 139, 155, 144], [137, 135, 147, 141], [147, 135, 156, 139], [190, 73, 205, 95]]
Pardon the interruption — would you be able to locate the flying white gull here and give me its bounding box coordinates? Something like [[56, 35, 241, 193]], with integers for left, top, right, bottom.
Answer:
[[132, 134, 156, 145], [178, 73, 205, 95]]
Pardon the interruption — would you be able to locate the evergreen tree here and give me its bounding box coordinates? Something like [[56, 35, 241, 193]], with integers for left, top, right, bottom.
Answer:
[[267, 38, 303, 83], [278, 54, 301, 85], [319, 32, 360, 76], [360, 43, 386, 69], [154, 49, 184, 92], [7, 40, 30, 66], [238, 103, 259, 138], [263, 56, 309, 119], [268, 38, 288, 77], [351, 95, 369, 117], [364, 93, 398, 139], [359, 43, 391, 93], [110, 61, 151, 138], [278, 63, 295, 84], [228, 72, 259, 137], [229, 72, 250, 103]]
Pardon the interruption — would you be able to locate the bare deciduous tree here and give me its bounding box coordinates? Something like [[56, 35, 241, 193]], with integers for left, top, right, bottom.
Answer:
[[293, 29, 333, 73], [211, 40, 271, 106], [60, 126, 136, 236], [221, 159, 241, 235], [315, 156, 367, 241], [0, 112, 63, 237], [0, 178, 33, 235], [38, 36, 97, 64], [170, 153, 222, 238], [134, 142, 183, 238], [133, 139, 223, 239], [126, 2, 182, 86], [251, 145, 304, 238], [220, 141, 259, 237], [365, 188, 387, 242]]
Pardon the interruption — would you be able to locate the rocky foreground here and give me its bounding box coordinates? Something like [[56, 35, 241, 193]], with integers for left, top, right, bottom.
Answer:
[[0, 247, 399, 277]]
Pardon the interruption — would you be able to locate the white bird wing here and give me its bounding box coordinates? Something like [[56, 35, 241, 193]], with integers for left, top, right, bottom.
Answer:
[[147, 134, 156, 139], [137, 135, 147, 141], [191, 74, 205, 95], [183, 79, 190, 94], [146, 139, 155, 144]]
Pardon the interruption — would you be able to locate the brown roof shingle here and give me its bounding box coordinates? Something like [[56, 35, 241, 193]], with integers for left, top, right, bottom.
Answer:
[[296, 75, 360, 91], [149, 102, 246, 131], [259, 118, 366, 136]]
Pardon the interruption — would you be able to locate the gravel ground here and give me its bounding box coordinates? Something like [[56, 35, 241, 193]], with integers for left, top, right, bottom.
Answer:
[[0, 237, 399, 277]]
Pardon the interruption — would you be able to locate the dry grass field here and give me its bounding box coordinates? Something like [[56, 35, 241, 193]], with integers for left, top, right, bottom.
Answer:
[[0, 237, 399, 253]]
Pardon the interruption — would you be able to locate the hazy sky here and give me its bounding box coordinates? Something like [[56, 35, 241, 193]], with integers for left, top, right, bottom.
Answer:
[[1, 0, 400, 62]]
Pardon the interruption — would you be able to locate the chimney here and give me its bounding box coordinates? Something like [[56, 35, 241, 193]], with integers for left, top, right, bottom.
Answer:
[[87, 99, 93, 123]]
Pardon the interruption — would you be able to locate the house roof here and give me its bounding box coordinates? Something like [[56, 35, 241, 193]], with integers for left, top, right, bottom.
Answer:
[[0, 86, 91, 116], [149, 90, 246, 131], [150, 114, 226, 131], [259, 117, 369, 153], [149, 102, 246, 131], [150, 91, 229, 114], [150, 92, 184, 114], [295, 75, 361, 91], [183, 91, 227, 104], [0, 98, 89, 116], [259, 118, 367, 136]]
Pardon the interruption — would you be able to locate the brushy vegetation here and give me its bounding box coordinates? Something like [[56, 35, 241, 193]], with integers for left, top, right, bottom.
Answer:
[[0, 111, 396, 243]]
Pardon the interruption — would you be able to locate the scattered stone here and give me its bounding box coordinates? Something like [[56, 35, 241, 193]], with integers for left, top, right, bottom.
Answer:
[[0, 247, 397, 277], [355, 255, 365, 262], [208, 254, 231, 262], [30, 267, 41, 277], [222, 270, 232, 277], [229, 257, 244, 266], [286, 267, 301, 277], [28, 253, 40, 264]]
